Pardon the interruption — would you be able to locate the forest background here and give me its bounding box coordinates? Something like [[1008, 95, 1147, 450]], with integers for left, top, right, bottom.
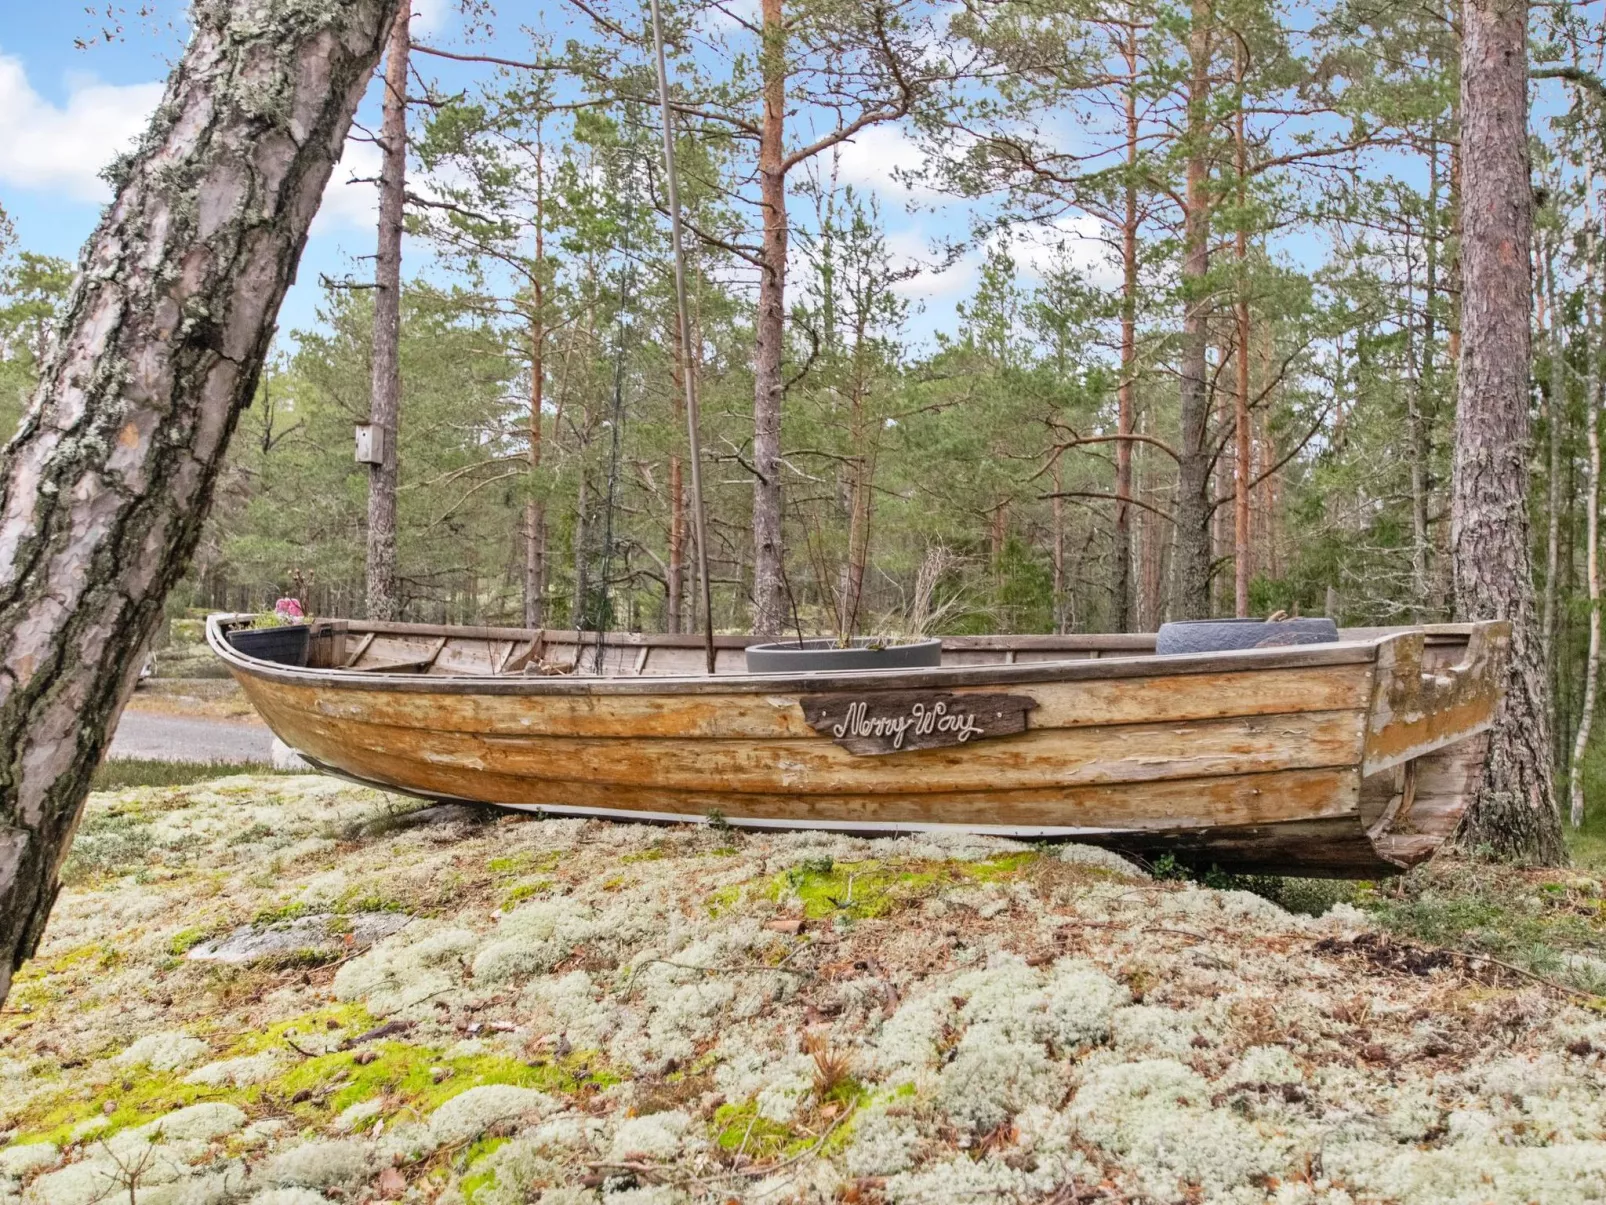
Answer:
[[3, 0, 1605, 831]]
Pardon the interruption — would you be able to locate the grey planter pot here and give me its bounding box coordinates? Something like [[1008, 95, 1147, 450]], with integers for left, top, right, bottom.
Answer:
[[744, 637, 943, 674], [1155, 617, 1339, 656]]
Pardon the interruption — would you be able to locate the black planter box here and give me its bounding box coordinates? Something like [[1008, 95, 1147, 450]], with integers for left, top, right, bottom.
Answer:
[[228, 624, 311, 667]]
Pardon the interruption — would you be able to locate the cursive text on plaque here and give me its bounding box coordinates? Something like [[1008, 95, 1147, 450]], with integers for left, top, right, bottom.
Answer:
[[801, 691, 1036, 755]]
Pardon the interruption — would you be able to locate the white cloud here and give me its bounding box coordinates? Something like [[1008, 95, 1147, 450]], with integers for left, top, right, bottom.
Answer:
[[831, 124, 939, 201], [410, 0, 456, 38], [0, 54, 162, 202], [997, 214, 1121, 291], [312, 136, 382, 236]]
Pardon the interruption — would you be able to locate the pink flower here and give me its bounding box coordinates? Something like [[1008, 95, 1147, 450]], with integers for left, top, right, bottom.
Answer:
[[274, 597, 305, 620]]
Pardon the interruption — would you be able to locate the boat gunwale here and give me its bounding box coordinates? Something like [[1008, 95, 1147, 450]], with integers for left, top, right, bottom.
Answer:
[[206, 612, 1397, 697]]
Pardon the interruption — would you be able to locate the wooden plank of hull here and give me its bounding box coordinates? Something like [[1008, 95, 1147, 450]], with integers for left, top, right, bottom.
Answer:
[[1362, 624, 1509, 775], [298, 743, 1388, 875], [238, 678, 1366, 797], [240, 663, 1374, 742], [295, 740, 1360, 829]]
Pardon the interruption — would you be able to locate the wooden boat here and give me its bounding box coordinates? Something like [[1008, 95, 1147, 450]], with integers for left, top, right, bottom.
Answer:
[[206, 615, 1509, 877]]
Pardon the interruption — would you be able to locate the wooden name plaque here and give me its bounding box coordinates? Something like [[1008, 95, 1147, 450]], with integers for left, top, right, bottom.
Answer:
[[801, 691, 1036, 755]]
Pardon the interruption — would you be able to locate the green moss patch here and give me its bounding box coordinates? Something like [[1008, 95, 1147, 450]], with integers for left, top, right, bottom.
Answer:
[[501, 880, 554, 911], [11, 1067, 220, 1147], [271, 1042, 621, 1125], [712, 1099, 802, 1159], [488, 851, 562, 876], [769, 852, 1041, 921]]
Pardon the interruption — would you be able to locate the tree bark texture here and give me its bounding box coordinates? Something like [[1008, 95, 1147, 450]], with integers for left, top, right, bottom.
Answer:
[[750, 0, 788, 636], [0, 0, 399, 1004], [1174, 0, 1214, 620], [1451, 0, 1564, 862], [365, 4, 408, 621]]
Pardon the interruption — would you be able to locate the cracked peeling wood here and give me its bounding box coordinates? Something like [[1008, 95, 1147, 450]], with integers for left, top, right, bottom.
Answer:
[[1361, 622, 1509, 777]]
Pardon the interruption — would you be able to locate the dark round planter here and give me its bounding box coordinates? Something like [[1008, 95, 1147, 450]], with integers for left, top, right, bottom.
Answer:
[[228, 624, 311, 667], [745, 637, 943, 674], [1155, 616, 1338, 656]]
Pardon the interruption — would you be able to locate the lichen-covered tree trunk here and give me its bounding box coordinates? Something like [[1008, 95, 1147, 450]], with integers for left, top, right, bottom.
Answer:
[[0, 0, 399, 1004], [366, 5, 409, 621], [750, 0, 788, 636], [1451, 0, 1564, 863]]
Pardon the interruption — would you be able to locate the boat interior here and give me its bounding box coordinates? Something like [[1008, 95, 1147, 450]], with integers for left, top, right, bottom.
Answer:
[[220, 616, 1480, 678]]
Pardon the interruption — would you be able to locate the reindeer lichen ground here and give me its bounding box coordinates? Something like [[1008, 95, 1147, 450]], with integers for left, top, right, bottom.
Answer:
[[4, 777, 1606, 1204]]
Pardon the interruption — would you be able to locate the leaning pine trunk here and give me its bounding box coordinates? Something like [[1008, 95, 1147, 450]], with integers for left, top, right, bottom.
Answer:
[[0, 0, 400, 1004], [1450, 0, 1564, 862]]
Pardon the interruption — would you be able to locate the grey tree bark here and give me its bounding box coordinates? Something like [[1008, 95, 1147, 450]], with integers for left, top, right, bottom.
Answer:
[[366, 4, 409, 621], [0, 0, 399, 1005], [1451, 0, 1565, 862]]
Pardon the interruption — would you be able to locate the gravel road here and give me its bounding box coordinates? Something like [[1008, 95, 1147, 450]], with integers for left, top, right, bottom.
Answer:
[[108, 710, 274, 763]]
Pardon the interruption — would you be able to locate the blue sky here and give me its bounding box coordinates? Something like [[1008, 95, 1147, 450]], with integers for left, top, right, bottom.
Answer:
[[2, 3, 1586, 361], [0, 2, 537, 340], [0, 1, 1129, 355]]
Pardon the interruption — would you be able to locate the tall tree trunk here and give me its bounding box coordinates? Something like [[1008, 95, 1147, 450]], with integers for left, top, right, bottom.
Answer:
[[1113, 19, 1140, 632], [750, 0, 788, 635], [1542, 235, 1562, 668], [1572, 191, 1601, 828], [840, 369, 873, 639], [366, 5, 409, 621], [1051, 454, 1066, 633], [573, 465, 589, 627], [667, 318, 685, 634], [0, 0, 397, 1005], [524, 129, 547, 629], [1174, 0, 1214, 619], [1410, 132, 1440, 615], [1451, 0, 1563, 863], [1232, 43, 1251, 618]]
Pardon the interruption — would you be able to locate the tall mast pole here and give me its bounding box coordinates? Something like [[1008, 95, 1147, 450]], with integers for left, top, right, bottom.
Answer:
[[649, 0, 717, 674]]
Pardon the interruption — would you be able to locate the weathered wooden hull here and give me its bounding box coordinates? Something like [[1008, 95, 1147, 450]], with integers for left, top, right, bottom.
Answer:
[[206, 616, 1509, 876]]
